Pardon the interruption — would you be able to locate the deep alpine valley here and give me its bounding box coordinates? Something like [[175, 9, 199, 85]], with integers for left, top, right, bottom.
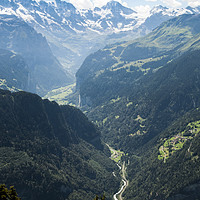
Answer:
[[0, 0, 200, 200]]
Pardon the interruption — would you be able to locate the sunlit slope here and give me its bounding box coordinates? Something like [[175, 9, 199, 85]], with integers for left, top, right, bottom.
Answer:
[[76, 14, 200, 151], [77, 14, 200, 107]]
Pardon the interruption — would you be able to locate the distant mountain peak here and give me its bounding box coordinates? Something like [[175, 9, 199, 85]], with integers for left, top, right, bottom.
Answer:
[[13, 0, 40, 4], [149, 4, 197, 16], [104, 1, 121, 7], [154, 5, 168, 9], [150, 5, 168, 14], [0, 0, 200, 78], [102, 0, 136, 15]]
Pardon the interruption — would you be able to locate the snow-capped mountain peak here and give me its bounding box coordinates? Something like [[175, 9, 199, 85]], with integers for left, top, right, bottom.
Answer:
[[150, 4, 195, 16], [102, 0, 136, 15], [0, 0, 200, 75], [150, 5, 168, 14], [1, 0, 199, 36]]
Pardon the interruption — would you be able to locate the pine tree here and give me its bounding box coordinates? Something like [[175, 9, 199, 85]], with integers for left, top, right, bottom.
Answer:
[[93, 194, 105, 200], [0, 185, 21, 200]]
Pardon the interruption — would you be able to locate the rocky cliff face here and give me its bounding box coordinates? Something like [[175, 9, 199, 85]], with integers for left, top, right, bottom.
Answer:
[[0, 49, 29, 91], [0, 15, 73, 95]]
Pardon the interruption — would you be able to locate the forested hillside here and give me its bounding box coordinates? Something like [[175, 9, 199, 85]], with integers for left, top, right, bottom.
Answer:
[[87, 49, 200, 150], [124, 108, 200, 200], [0, 90, 120, 200], [75, 13, 200, 200], [77, 14, 200, 150]]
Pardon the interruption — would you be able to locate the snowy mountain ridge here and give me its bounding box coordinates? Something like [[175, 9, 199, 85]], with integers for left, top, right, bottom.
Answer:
[[0, 0, 138, 34], [1, 0, 199, 34], [0, 0, 199, 74]]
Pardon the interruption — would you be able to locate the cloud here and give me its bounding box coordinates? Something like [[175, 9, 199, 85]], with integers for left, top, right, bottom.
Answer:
[[161, 0, 182, 7], [69, 0, 93, 9], [92, 0, 127, 8], [183, 0, 200, 7], [146, 0, 182, 7], [68, 0, 128, 9], [91, 0, 111, 8], [145, 0, 158, 2], [134, 5, 151, 17]]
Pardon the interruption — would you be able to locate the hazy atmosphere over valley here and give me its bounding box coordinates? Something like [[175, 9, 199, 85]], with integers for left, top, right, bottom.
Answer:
[[1, 0, 200, 200]]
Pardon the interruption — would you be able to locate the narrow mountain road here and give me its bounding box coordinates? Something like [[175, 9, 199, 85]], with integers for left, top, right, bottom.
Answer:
[[113, 161, 129, 200], [107, 144, 120, 158], [106, 144, 129, 200], [119, 162, 129, 200]]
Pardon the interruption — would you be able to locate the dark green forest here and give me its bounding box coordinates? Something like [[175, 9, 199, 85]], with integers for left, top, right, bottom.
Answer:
[[124, 108, 200, 199], [0, 90, 120, 200]]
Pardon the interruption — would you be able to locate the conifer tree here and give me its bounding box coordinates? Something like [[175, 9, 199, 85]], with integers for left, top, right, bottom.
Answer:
[[0, 185, 21, 200]]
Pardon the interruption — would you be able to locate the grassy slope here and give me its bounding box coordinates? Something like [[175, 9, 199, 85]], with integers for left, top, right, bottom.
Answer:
[[43, 83, 76, 105], [78, 14, 200, 108]]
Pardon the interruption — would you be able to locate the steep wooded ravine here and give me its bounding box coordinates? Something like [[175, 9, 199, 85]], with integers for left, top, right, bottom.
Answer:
[[0, 90, 120, 200]]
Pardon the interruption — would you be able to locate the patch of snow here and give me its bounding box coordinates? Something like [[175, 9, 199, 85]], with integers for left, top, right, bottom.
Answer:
[[117, 23, 122, 29], [93, 8, 113, 20], [0, 7, 15, 15], [34, 0, 41, 4], [16, 3, 35, 22], [47, 0, 57, 8], [68, 24, 84, 34], [150, 6, 195, 17]]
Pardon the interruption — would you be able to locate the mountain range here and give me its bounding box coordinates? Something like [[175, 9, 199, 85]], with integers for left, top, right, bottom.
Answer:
[[1, 1, 200, 200], [1, 0, 200, 74], [77, 13, 200, 145], [77, 13, 200, 106]]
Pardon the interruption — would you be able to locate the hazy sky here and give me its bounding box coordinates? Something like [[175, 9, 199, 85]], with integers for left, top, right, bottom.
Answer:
[[47, 0, 200, 10]]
